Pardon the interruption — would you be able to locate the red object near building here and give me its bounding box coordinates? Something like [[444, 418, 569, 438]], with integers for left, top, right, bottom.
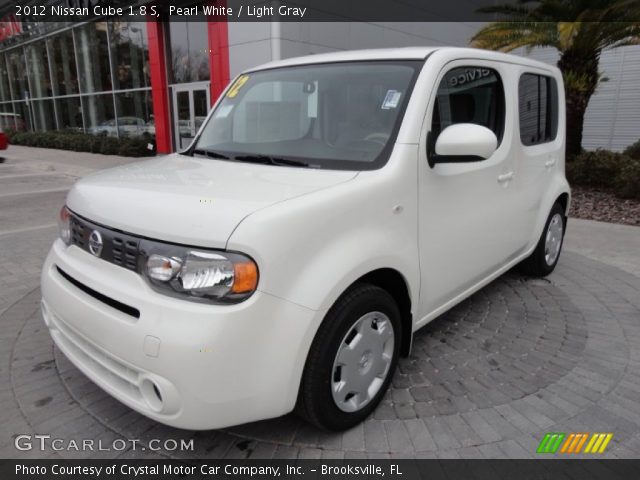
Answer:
[[0, 129, 8, 150]]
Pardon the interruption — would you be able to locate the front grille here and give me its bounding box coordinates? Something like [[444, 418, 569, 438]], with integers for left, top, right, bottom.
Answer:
[[112, 237, 139, 270], [70, 214, 140, 271]]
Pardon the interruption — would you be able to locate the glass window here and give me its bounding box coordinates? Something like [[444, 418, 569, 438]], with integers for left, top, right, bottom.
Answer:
[[47, 30, 79, 96], [25, 41, 52, 98], [195, 62, 420, 170], [518, 73, 559, 146], [75, 22, 112, 93], [431, 66, 505, 145], [114, 90, 154, 139], [168, 19, 209, 83], [193, 89, 208, 132], [13, 101, 34, 131], [109, 21, 150, 91], [0, 103, 22, 131], [0, 55, 11, 103], [55, 96, 83, 131], [84, 94, 116, 136], [7, 49, 29, 101], [32, 99, 56, 131]]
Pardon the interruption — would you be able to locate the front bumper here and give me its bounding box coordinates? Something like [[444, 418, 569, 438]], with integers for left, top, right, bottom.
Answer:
[[41, 239, 321, 430]]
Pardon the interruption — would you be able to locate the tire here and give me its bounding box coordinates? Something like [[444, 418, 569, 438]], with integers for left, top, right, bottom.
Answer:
[[519, 202, 566, 277], [296, 283, 401, 431]]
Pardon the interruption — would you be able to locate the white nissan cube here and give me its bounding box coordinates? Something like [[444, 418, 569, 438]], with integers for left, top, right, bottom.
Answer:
[[42, 47, 570, 431]]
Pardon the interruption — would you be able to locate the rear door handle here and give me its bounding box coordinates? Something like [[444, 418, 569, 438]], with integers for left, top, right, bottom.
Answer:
[[545, 158, 557, 168], [497, 172, 514, 183]]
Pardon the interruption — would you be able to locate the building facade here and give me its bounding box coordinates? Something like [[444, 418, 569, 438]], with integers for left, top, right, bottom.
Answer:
[[0, 11, 637, 154]]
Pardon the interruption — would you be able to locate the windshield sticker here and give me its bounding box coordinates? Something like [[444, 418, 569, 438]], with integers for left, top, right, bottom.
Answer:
[[215, 104, 234, 118], [226, 75, 249, 98], [381, 90, 401, 110]]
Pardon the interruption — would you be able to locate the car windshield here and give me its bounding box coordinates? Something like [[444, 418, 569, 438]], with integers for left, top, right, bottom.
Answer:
[[193, 61, 421, 170]]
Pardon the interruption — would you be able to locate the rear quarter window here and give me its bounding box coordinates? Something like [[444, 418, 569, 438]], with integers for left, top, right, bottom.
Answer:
[[519, 73, 559, 146]]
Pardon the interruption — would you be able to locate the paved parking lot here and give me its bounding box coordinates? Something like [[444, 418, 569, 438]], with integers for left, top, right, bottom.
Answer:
[[1, 146, 639, 459]]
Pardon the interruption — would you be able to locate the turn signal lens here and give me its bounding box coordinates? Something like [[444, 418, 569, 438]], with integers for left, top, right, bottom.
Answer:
[[146, 255, 182, 281], [232, 261, 259, 293], [58, 206, 71, 245]]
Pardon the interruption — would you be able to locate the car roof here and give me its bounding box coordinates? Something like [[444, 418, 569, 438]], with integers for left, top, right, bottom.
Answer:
[[243, 47, 557, 74]]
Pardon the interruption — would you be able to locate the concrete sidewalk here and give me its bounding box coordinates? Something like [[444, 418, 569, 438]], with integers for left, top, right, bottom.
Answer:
[[564, 219, 640, 277], [1, 144, 144, 177]]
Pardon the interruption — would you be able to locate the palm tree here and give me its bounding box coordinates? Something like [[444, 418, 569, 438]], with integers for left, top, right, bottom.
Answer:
[[471, 0, 640, 159]]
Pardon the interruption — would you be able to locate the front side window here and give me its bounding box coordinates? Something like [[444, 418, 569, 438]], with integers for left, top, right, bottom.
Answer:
[[194, 61, 421, 170], [431, 66, 505, 146], [519, 73, 558, 146]]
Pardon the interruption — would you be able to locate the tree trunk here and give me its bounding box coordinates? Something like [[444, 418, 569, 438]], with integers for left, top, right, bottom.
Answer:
[[557, 50, 600, 160]]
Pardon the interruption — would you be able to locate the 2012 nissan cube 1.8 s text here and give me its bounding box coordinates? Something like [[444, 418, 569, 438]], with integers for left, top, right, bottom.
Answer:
[[42, 47, 570, 431]]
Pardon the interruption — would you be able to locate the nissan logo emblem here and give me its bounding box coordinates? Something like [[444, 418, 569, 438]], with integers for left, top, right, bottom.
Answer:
[[88, 230, 103, 257]]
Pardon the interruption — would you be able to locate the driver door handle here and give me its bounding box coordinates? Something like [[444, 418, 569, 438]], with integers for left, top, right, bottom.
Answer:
[[497, 172, 514, 183]]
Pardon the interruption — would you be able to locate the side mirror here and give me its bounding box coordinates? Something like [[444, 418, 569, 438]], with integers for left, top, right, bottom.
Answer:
[[430, 123, 498, 167]]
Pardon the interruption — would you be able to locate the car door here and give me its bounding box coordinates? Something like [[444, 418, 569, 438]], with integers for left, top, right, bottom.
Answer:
[[417, 60, 521, 317], [514, 69, 562, 243]]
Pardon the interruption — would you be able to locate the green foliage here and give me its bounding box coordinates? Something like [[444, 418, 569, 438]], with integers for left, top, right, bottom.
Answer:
[[623, 139, 640, 160], [471, 1, 640, 54], [471, 1, 640, 159], [613, 161, 640, 199], [567, 149, 640, 199], [6, 130, 154, 157]]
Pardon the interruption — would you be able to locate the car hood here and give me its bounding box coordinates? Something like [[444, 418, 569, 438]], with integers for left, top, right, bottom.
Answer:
[[67, 154, 357, 248]]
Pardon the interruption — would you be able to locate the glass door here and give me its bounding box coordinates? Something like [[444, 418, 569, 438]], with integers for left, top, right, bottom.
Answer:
[[172, 82, 210, 151]]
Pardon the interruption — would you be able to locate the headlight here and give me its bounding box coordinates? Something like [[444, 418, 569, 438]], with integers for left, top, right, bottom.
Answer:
[[58, 206, 71, 245], [139, 240, 258, 304]]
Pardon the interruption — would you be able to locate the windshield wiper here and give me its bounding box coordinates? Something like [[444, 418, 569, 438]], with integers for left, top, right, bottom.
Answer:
[[191, 148, 229, 159], [233, 155, 312, 168]]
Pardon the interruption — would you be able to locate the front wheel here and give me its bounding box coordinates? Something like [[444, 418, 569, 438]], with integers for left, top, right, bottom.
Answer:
[[519, 202, 566, 277], [296, 284, 401, 431]]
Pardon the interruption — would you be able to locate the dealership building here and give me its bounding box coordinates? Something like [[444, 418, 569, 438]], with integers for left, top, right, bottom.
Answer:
[[0, 2, 638, 154]]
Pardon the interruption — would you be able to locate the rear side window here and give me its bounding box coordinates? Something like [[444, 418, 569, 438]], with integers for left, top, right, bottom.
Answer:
[[431, 66, 505, 145], [519, 73, 559, 145]]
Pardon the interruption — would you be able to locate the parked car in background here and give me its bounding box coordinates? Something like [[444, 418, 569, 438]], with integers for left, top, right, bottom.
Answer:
[[43, 47, 569, 432], [0, 112, 26, 132], [88, 117, 148, 138]]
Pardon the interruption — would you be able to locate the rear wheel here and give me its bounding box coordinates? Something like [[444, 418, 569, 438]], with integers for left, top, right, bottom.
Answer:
[[519, 202, 566, 277], [297, 284, 401, 431]]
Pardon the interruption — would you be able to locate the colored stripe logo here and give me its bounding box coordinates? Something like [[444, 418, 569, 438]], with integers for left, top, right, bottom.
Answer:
[[537, 433, 613, 454]]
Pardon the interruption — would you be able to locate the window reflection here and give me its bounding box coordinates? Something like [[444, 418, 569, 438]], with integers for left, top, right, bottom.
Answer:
[[84, 94, 116, 136], [168, 19, 210, 83], [114, 90, 154, 139], [32, 99, 55, 130], [0, 55, 11, 103], [109, 21, 150, 90], [47, 30, 78, 96], [7, 49, 29, 101], [75, 22, 112, 93], [55, 96, 83, 131], [0, 102, 22, 131], [25, 41, 52, 98], [13, 101, 34, 131], [0, 19, 155, 139]]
